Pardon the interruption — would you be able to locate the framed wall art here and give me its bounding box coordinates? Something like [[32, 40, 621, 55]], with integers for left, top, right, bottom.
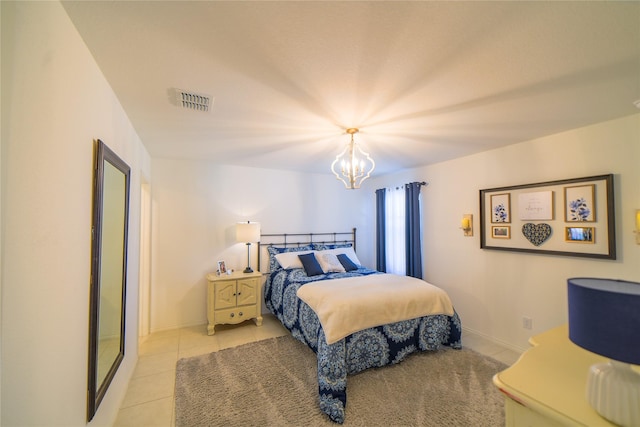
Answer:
[[491, 226, 511, 239], [518, 190, 553, 220], [565, 226, 595, 243], [564, 184, 595, 222], [479, 174, 615, 259], [490, 193, 511, 223]]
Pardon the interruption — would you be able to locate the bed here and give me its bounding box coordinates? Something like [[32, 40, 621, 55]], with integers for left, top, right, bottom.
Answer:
[[258, 229, 462, 424]]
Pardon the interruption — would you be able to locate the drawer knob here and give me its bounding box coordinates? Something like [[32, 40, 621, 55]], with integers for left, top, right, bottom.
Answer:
[[230, 313, 235, 318], [239, 312, 243, 316]]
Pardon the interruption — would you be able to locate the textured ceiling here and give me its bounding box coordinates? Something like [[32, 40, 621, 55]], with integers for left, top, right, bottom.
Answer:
[[62, 1, 640, 176]]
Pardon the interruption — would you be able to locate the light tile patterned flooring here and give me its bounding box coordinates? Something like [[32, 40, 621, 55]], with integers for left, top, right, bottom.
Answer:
[[114, 314, 522, 427]]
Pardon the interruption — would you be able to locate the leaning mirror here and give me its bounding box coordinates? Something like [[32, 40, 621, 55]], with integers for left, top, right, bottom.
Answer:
[[88, 139, 130, 421]]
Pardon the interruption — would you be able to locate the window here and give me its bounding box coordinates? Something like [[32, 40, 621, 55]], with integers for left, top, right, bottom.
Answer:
[[384, 186, 406, 275], [376, 182, 425, 278]]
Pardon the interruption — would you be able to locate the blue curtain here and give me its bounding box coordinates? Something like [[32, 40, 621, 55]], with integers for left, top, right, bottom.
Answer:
[[375, 188, 386, 272], [405, 182, 423, 278]]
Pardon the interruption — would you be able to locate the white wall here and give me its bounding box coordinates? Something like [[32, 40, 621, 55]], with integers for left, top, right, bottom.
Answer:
[[151, 116, 640, 347], [3, 2, 636, 425], [1, 2, 150, 425], [367, 114, 640, 351], [150, 160, 371, 332]]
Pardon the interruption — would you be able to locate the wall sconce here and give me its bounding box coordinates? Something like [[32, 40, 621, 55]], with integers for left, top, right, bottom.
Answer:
[[461, 214, 473, 237], [635, 209, 640, 245]]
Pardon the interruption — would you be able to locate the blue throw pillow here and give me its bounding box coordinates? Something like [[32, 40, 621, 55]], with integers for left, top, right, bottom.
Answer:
[[298, 253, 324, 276], [337, 253, 358, 272]]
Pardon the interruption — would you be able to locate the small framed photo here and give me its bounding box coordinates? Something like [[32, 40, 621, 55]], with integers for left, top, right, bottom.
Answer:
[[491, 193, 511, 223], [491, 226, 511, 239], [564, 184, 595, 222], [565, 227, 595, 243], [217, 260, 227, 274]]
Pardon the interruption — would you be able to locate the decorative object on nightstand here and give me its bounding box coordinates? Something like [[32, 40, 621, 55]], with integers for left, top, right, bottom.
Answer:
[[568, 277, 640, 427], [217, 260, 227, 275], [236, 221, 260, 273], [205, 271, 263, 335]]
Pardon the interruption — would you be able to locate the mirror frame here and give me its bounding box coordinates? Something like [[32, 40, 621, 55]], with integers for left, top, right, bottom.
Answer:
[[88, 139, 131, 421]]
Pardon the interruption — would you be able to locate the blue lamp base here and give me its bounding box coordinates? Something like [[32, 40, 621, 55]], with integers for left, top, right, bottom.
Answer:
[[587, 360, 640, 427]]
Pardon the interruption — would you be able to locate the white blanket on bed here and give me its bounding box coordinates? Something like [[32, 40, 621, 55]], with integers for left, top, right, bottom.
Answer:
[[296, 274, 454, 345]]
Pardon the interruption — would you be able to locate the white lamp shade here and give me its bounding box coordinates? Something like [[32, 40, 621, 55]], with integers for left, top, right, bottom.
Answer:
[[236, 221, 260, 243]]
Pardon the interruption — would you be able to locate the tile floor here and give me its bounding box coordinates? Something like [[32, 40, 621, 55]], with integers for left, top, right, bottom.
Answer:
[[114, 314, 522, 427]]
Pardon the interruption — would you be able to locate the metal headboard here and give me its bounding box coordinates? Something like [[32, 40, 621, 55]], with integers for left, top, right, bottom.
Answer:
[[257, 228, 356, 272]]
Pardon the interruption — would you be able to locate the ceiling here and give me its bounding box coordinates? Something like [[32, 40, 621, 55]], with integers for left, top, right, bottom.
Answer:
[[62, 1, 640, 176]]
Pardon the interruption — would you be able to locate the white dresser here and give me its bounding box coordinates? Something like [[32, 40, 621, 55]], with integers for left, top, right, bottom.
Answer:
[[492, 325, 633, 426]]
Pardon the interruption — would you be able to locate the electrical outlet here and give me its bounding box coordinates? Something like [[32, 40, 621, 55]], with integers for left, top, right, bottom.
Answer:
[[522, 317, 533, 330]]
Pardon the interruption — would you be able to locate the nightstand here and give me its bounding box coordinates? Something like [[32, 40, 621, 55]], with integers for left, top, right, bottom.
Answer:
[[205, 271, 263, 335]]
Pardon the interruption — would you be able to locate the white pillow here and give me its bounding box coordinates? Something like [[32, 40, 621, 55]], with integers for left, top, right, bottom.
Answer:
[[316, 252, 345, 273], [274, 250, 314, 270], [322, 247, 361, 266]]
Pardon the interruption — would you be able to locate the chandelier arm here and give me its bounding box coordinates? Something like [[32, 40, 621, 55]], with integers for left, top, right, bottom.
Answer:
[[348, 133, 356, 188], [331, 146, 353, 189], [351, 144, 375, 188]]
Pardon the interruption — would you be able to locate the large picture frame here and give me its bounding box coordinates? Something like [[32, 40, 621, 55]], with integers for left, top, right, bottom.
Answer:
[[479, 174, 615, 259]]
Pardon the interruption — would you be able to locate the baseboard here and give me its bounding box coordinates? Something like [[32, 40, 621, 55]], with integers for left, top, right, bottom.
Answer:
[[146, 320, 206, 337], [462, 325, 529, 354]]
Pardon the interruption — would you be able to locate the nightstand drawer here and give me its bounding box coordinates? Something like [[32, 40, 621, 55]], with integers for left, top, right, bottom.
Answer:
[[215, 306, 257, 324]]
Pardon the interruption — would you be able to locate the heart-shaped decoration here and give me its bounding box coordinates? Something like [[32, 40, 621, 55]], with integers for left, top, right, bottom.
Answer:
[[522, 223, 552, 246]]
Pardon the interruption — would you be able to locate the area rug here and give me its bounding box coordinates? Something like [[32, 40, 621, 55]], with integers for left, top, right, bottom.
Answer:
[[175, 335, 507, 426]]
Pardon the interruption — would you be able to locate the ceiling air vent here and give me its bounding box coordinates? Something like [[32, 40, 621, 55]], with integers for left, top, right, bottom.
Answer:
[[173, 88, 213, 112]]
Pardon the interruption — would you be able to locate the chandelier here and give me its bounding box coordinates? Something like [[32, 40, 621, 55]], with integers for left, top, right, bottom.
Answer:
[[331, 128, 375, 189]]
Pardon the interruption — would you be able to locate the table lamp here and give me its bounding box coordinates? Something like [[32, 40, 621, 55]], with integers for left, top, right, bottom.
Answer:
[[236, 221, 260, 273], [568, 277, 640, 427]]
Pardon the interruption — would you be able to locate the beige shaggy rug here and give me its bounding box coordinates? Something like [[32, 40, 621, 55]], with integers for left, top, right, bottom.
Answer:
[[175, 335, 507, 426]]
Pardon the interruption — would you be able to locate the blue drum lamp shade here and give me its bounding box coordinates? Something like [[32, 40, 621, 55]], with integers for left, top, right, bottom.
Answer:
[[568, 278, 640, 427]]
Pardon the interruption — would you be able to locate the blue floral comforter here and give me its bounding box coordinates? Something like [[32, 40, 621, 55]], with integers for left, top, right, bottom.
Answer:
[[264, 267, 462, 424]]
